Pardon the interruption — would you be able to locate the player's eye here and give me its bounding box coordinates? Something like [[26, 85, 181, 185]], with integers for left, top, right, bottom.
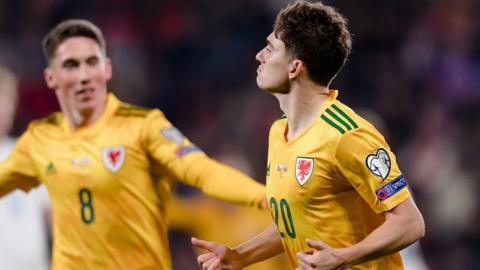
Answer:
[[87, 57, 99, 66], [62, 60, 78, 69]]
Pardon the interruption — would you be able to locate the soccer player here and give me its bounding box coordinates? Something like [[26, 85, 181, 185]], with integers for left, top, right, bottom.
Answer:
[[192, 1, 425, 269], [0, 19, 266, 269], [0, 66, 51, 270]]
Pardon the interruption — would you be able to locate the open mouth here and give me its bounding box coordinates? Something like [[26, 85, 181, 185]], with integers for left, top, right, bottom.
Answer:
[[75, 88, 95, 101], [76, 88, 94, 95]]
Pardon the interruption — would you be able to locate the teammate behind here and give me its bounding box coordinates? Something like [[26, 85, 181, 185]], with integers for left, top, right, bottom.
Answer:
[[0, 19, 265, 269], [0, 66, 51, 270], [192, 1, 425, 269]]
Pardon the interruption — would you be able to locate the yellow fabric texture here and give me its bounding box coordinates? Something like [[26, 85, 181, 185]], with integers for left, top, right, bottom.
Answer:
[[0, 93, 265, 269], [266, 91, 410, 269], [168, 194, 287, 270]]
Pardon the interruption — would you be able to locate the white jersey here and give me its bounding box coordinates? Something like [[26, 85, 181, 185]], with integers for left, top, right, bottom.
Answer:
[[0, 137, 50, 270]]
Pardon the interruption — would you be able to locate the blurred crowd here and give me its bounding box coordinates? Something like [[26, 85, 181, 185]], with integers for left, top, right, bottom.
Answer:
[[0, 0, 479, 269]]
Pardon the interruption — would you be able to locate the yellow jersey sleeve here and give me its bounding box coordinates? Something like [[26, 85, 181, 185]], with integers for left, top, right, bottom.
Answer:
[[142, 110, 266, 208], [334, 128, 410, 213], [0, 129, 40, 196]]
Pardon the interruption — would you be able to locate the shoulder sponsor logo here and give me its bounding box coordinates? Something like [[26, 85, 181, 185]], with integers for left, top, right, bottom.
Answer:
[[295, 157, 314, 186], [161, 127, 185, 144], [102, 145, 125, 173], [366, 148, 391, 181], [376, 175, 407, 201]]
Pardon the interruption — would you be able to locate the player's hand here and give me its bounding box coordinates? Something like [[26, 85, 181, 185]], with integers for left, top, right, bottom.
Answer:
[[296, 239, 344, 270], [191, 237, 245, 270]]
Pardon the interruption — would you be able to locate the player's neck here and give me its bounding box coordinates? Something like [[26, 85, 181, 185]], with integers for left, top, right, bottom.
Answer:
[[61, 101, 107, 129], [276, 82, 329, 141]]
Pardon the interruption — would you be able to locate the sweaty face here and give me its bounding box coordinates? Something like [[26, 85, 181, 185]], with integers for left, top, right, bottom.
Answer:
[[255, 33, 292, 94], [45, 37, 112, 116]]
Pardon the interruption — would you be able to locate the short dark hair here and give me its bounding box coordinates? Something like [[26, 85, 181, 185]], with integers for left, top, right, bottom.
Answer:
[[42, 19, 106, 64], [274, 1, 352, 86]]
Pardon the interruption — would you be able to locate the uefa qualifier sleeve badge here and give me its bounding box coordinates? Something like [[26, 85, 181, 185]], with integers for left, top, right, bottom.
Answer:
[[366, 148, 390, 181]]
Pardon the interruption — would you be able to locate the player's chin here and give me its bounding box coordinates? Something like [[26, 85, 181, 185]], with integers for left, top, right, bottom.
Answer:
[[256, 76, 263, 86], [77, 101, 98, 114], [78, 106, 95, 116], [256, 78, 271, 92], [261, 85, 290, 95], [257, 79, 289, 94]]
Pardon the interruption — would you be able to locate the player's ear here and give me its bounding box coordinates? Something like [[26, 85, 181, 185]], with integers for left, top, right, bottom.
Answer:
[[104, 57, 113, 80], [44, 67, 57, 90], [288, 59, 303, 80]]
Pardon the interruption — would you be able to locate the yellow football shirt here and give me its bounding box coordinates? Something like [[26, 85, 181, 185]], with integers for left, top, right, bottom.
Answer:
[[0, 93, 266, 270], [168, 194, 288, 270], [266, 90, 410, 269]]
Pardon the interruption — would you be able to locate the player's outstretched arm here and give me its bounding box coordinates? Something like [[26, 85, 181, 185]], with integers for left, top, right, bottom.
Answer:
[[192, 223, 284, 270], [183, 157, 267, 208], [142, 111, 266, 208], [296, 197, 424, 269]]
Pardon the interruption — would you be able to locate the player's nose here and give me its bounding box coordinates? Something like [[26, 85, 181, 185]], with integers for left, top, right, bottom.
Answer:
[[255, 49, 264, 63], [78, 65, 92, 85]]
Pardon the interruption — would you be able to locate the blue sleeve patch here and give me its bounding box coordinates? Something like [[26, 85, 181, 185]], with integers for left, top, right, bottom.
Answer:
[[175, 145, 202, 157], [376, 175, 407, 201]]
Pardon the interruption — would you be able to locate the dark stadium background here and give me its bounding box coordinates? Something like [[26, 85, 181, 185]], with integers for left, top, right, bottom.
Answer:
[[0, 0, 479, 269]]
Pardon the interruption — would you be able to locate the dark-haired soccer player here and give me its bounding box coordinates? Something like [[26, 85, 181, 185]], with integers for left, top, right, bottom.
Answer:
[[0, 19, 266, 269], [192, 1, 424, 269]]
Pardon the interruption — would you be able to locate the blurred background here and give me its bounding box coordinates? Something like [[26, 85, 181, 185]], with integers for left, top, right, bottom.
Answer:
[[0, 0, 479, 269]]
